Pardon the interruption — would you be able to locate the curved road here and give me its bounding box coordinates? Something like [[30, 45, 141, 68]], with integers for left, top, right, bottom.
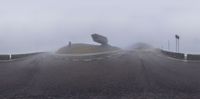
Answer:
[[0, 48, 200, 99]]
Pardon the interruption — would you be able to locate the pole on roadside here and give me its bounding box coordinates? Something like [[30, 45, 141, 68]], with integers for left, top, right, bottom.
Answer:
[[175, 34, 180, 53], [168, 40, 170, 51]]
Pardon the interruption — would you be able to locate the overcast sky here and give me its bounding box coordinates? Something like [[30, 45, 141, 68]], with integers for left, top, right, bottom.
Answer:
[[1, 0, 200, 54]]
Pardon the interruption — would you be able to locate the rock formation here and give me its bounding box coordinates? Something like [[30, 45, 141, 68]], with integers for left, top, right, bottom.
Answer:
[[91, 34, 108, 46]]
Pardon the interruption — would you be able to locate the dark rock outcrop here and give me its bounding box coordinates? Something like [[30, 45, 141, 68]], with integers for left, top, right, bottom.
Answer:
[[91, 34, 108, 45]]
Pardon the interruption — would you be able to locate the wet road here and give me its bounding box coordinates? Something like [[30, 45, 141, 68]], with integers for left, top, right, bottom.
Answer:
[[0, 48, 200, 99]]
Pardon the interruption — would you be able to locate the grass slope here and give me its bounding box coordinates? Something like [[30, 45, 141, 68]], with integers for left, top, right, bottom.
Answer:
[[56, 43, 120, 54]]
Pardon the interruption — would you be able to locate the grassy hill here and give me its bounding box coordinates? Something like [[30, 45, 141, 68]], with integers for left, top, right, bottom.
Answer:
[[56, 43, 120, 54]]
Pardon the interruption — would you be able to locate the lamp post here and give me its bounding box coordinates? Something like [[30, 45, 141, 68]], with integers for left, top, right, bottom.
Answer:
[[175, 34, 180, 52], [168, 40, 170, 51]]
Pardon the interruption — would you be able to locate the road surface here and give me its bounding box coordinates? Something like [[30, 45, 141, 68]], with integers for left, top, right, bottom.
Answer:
[[0, 48, 200, 99]]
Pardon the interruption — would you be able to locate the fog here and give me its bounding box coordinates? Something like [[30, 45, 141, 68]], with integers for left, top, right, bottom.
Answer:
[[1, 0, 200, 54]]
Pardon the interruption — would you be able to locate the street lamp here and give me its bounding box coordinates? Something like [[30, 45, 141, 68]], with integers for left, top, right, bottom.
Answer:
[[175, 34, 180, 52], [168, 40, 170, 51]]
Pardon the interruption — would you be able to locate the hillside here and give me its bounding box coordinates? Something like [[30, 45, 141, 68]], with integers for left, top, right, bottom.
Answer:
[[56, 43, 120, 54]]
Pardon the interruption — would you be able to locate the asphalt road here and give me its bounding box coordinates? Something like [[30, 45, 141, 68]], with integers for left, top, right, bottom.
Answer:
[[0, 48, 200, 99]]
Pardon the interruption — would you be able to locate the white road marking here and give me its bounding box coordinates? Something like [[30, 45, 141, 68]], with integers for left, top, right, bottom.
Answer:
[[53, 50, 125, 62], [106, 55, 112, 58], [185, 59, 200, 63], [0, 58, 20, 62], [95, 57, 104, 60], [72, 59, 80, 61], [54, 50, 122, 57], [82, 59, 93, 62]]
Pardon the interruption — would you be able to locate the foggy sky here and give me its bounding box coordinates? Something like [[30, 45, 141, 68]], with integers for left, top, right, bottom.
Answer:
[[1, 0, 200, 54]]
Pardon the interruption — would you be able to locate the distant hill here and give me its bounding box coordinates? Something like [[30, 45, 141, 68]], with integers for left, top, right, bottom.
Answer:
[[56, 43, 120, 54]]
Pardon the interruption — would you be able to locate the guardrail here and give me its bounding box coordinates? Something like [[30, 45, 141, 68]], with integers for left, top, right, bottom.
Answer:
[[0, 52, 43, 61], [11, 53, 41, 60], [161, 50, 185, 60], [187, 54, 200, 61], [0, 55, 10, 60]]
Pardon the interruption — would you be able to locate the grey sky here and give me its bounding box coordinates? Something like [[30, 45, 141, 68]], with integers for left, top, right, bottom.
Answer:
[[1, 0, 200, 54]]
